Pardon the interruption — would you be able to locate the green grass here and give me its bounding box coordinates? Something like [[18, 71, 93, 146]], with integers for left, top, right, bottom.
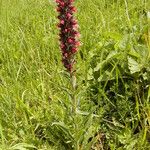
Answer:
[[0, 0, 150, 149]]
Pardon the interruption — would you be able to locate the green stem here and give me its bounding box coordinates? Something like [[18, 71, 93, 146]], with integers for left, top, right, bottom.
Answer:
[[70, 71, 80, 150], [70, 71, 77, 114]]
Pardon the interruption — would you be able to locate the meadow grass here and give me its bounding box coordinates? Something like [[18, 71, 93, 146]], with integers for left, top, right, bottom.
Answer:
[[0, 0, 150, 149]]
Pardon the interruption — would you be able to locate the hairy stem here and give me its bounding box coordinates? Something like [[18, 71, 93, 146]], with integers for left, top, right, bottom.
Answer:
[[70, 71, 77, 114], [70, 71, 80, 150]]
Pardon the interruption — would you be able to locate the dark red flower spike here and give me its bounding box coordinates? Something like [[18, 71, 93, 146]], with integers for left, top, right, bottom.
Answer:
[[56, 0, 80, 72]]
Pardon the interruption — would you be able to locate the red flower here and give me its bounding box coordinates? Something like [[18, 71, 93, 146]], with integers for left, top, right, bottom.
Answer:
[[56, 0, 80, 72]]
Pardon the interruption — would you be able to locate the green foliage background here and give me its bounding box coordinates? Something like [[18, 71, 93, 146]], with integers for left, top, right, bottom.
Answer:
[[0, 0, 150, 149]]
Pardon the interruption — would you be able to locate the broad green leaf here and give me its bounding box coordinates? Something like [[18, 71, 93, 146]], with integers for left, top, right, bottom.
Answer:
[[127, 57, 141, 74], [94, 51, 120, 72], [128, 49, 140, 58]]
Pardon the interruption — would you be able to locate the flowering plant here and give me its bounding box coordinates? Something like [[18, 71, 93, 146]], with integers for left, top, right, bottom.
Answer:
[[56, 0, 80, 73]]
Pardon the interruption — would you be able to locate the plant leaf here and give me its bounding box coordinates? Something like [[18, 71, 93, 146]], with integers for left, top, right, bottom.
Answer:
[[127, 57, 141, 74], [10, 143, 37, 150]]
